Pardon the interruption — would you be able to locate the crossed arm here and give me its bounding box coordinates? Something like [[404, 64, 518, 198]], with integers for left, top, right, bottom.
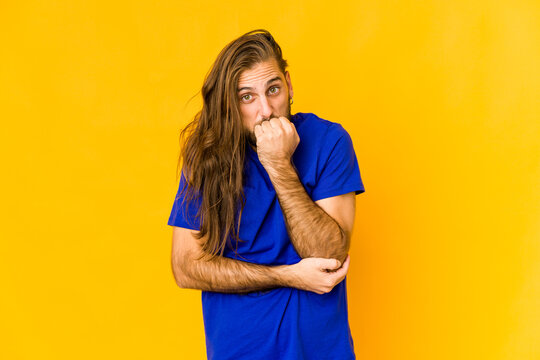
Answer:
[[171, 116, 357, 294], [264, 159, 355, 265], [171, 164, 356, 294]]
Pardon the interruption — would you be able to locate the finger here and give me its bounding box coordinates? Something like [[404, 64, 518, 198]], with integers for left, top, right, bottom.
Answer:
[[278, 117, 293, 132], [280, 118, 294, 134], [278, 116, 290, 128], [333, 256, 351, 278], [341, 255, 351, 272], [268, 117, 280, 129], [320, 258, 341, 271], [342, 254, 350, 268], [261, 120, 273, 132], [254, 123, 263, 137]]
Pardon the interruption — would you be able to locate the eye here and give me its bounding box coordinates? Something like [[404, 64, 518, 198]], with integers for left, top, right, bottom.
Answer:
[[240, 94, 252, 102], [269, 86, 279, 95]]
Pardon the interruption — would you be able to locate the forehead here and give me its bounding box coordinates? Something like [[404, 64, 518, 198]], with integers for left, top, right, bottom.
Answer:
[[237, 59, 283, 89]]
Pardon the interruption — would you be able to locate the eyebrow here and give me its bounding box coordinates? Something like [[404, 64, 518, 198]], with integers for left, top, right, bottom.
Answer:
[[237, 76, 282, 92]]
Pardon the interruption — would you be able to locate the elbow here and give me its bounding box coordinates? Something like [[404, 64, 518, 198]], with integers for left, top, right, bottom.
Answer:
[[327, 220, 350, 264], [334, 229, 350, 265], [332, 249, 348, 267], [311, 230, 350, 265], [172, 268, 188, 289], [335, 252, 349, 267], [171, 254, 194, 289], [173, 273, 190, 289]]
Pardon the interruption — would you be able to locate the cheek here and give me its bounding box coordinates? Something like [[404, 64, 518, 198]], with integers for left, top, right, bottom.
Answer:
[[272, 94, 288, 109], [239, 105, 255, 126], [239, 103, 251, 115]]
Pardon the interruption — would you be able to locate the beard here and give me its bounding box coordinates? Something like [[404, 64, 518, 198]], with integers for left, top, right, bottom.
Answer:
[[245, 101, 292, 149], [246, 129, 257, 148]]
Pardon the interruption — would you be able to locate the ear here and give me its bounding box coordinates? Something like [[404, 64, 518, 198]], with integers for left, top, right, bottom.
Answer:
[[285, 71, 294, 99]]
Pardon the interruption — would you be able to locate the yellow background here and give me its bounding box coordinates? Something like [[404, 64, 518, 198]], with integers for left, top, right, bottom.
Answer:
[[1, 1, 539, 359]]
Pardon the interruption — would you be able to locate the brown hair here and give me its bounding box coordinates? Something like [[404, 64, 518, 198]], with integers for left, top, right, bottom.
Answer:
[[176, 29, 289, 260]]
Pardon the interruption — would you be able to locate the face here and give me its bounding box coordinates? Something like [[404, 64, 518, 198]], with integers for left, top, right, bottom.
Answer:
[[236, 58, 294, 146]]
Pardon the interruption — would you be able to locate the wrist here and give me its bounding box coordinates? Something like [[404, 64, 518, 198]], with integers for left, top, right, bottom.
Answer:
[[262, 158, 294, 177], [273, 263, 297, 288]]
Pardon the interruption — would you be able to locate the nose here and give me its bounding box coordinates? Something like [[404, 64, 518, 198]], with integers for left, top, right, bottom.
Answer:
[[259, 95, 272, 120]]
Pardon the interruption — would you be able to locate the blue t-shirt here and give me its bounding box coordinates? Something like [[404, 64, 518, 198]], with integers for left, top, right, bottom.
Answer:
[[168, 112, 365, 359]]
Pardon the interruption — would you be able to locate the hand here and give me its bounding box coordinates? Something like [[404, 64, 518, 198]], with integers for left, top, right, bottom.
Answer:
[[254, 116, 300, 169], [286, 254, 351, 295]]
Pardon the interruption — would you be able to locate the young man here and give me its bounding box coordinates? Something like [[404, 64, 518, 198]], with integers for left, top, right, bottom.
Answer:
[[168, 29, 365, 359]]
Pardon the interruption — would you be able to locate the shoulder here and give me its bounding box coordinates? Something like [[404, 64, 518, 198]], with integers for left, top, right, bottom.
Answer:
[[292, 112, 350, 145]]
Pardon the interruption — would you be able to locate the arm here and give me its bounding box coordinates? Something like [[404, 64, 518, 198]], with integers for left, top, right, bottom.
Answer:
[[171, 226, 350, 295], [264, 160, 353, 264], [254, 117, 355, 264]]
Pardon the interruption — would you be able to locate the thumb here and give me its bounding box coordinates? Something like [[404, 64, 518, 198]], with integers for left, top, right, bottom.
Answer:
[[320, 258, 341, 271]]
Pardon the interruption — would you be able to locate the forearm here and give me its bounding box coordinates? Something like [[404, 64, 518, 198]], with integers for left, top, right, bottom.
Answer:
[[173, 251, 293, 293], [265, 160, 349, 262]]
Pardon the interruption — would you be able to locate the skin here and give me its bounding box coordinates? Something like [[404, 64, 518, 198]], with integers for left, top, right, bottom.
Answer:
[[171, 58, 357, 294], [237, 57, 293, 149], [240, 59, 355, 264]]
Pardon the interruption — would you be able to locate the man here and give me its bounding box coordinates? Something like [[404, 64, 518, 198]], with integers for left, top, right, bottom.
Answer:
[[168, 29, 365, 359]]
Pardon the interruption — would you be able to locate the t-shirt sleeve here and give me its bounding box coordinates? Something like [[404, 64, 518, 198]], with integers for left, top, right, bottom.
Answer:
[[310, 126, 365, 202], [167, 172, 201, 230]]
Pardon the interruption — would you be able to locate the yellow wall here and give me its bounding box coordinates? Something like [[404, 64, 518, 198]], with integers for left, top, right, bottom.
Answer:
[[1, 1, 538, 359]]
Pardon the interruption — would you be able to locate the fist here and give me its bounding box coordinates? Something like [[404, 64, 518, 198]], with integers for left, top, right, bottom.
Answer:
[[288, 255, 351, 295], [254, 116, 300, 168]]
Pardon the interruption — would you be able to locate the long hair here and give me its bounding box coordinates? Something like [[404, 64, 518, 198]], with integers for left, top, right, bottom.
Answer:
[[176, 29, 289, 261]]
